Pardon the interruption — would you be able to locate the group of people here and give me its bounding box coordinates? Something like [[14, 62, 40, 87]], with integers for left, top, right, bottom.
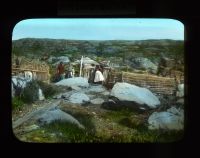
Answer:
[[57, 62, 105, 84], [56, 62, 75, 81]]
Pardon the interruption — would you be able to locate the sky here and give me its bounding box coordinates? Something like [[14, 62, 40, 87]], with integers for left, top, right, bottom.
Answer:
[[12, 18, 184, 41]]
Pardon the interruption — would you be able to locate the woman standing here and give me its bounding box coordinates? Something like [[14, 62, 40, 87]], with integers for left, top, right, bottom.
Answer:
[[94, 67, 104, 84]]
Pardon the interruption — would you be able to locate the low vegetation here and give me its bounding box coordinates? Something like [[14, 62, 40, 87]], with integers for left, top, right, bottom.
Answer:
[[15, 108, 184, 143]]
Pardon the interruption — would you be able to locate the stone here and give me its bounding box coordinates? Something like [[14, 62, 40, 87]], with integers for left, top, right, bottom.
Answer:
[[148, 107, 184, 130], [37, 108, 84, 129], [110, 82, 160, 108], [90, 98, 104, 105], [55, 77, 89, 88], [69, 92, 90, 104]]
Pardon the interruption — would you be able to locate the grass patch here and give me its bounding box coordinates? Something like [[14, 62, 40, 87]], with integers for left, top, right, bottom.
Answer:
[[12, 96, 25, 111], [42, 121, 103, 143], [21, 80, 40, 103], [100, 109, 135, 122], [15, 107, 184, 143]]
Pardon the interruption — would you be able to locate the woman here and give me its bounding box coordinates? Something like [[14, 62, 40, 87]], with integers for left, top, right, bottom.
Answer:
[[94, 67, 104, 84]]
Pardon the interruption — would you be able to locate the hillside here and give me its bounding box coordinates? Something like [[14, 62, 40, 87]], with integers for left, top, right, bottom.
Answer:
[[12, 38, 184, 63]]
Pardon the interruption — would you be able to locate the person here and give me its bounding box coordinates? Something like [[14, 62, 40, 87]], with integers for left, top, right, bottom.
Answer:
[[57, 61, 65, 80], [94, 67, 104, 84], [66, 63, 73, 78]]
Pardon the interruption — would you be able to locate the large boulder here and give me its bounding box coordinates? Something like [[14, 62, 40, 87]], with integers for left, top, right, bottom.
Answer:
[[55, 77, 89, 88], [148, 107, 184, 130], [110, 82, 160, 109], [131, 57, 158, 74], [37, 108, 84, 129]]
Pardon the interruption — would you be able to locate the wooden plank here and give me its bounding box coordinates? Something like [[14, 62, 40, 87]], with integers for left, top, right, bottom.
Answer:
[[12, 68, 48, 73]]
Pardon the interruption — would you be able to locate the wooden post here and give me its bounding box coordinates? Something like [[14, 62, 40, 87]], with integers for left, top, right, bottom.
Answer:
[[79, 56, 83, 77]]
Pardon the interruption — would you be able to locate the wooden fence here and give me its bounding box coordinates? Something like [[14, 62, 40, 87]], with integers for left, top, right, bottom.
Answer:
[[12, 56, 50, 82], [105, 71, 178, 95]]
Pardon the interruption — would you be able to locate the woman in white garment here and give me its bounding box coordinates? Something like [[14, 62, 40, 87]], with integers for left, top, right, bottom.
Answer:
[[94, 67, 104, 84]]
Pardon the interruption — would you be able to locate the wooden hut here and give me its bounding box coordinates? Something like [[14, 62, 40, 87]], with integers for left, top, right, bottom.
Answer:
[[12, 56, 50, 83]]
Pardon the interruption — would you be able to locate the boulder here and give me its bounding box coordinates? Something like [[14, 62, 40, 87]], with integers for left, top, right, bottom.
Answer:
[[37, 108, 84, 129], [69, 92, 90, 104], [90, 98, 104, 105], [55, 77, 89, 88], [110, 82, 160, 108], [148, 107, 184, 130]]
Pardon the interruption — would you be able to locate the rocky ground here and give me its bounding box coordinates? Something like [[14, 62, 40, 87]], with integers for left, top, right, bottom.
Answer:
[[12, 80, 184, 143]]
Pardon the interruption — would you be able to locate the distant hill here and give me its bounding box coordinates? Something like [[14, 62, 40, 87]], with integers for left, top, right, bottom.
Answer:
[[12, 38, 184, 62]]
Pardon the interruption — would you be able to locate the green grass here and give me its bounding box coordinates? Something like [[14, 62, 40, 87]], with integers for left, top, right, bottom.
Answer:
[[100, 109, 136, 121], [15, 108, 184, 143], [12, 96, 25, 110]]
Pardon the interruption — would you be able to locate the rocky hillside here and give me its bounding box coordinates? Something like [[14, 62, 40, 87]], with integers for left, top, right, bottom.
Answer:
[[12, 38, 184, 63]]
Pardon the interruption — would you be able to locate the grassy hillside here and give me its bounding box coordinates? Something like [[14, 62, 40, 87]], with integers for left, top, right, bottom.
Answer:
[[12, 38, 184, 62]]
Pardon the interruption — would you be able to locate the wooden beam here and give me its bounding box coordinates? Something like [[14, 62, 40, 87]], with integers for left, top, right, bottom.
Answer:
[[12, 68, 48, 73]]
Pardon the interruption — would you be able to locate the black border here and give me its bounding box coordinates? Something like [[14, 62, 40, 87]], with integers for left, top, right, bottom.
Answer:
[[0, 0, 197, 154]]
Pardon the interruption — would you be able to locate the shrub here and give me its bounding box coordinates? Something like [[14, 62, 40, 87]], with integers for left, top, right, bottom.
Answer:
[[37, 81, 57, 98], [21, 80, 39, 103], [12, 96, 25, 110]]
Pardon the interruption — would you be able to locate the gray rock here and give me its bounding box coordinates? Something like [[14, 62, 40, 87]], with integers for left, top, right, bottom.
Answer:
[[90, 98, 104, 105], [148, 107, 184, 130], [55, 77, 89, 88], [37, 108, 84, 129], [110, 82, 160, 108], [69, 92, 90, 104]]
